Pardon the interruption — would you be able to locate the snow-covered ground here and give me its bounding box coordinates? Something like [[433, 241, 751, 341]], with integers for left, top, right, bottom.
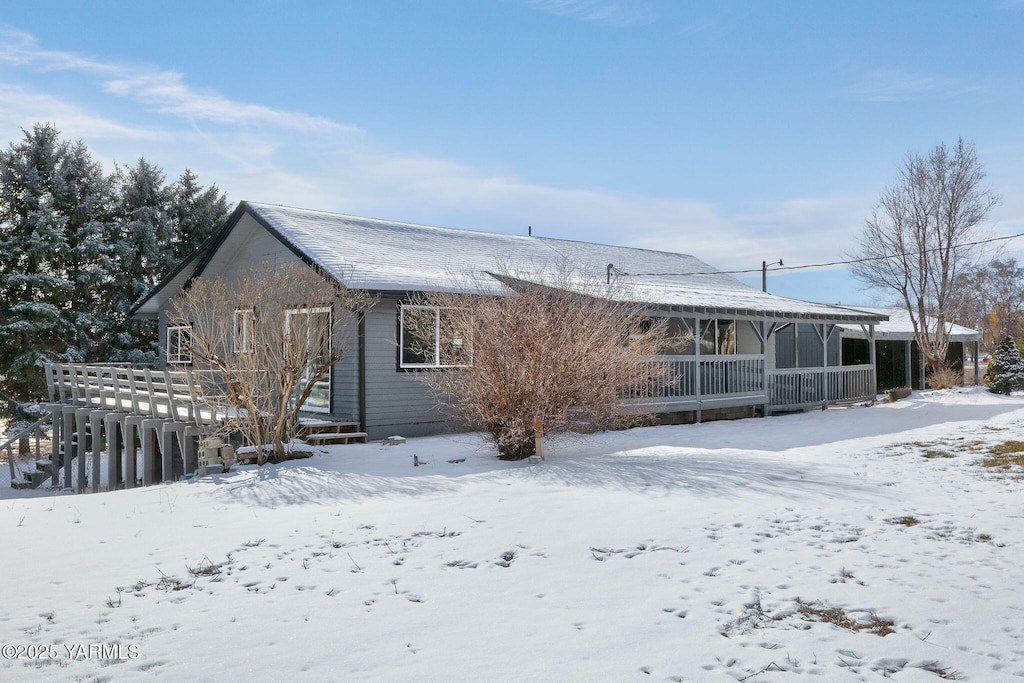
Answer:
[[3, 388, 1024, 681]]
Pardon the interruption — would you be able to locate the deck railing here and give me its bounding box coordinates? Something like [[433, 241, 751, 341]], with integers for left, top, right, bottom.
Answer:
[[628, 357, 876, 413], [766, 365, 875, 410], [626, 354, 766, 404], [39, 362, 224, 492]]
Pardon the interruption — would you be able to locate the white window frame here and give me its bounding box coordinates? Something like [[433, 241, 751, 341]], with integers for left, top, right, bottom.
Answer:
[[399, 304, 472, 369], [285, 306, 332, 413], [166, 325, 193, 365], [233, 308, 255, 353]]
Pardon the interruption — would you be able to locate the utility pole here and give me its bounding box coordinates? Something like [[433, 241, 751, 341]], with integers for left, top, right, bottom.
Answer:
[[762, 259, 783, 292]]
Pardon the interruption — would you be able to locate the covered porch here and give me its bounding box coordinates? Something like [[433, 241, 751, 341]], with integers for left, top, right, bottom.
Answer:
[[624, 313, 881, 420]]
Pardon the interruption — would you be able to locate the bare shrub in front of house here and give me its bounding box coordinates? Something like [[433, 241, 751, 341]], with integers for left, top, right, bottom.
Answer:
[[926, 367, 962, 390], [169, 262, 373, 464], [414, 264, 686, 460]]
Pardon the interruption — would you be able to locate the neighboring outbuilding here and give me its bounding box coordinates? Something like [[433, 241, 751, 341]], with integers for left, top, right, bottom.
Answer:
[[838, 307, 982, 391], [132, 202, 889, 439]]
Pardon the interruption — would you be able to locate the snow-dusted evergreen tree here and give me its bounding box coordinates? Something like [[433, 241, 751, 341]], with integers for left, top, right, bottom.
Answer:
[[0, 123, 112, 406], [169, 168, 230, 263], [984, 336, 1024, 395], [104, 158, 175, 362], [0, 124, 230, 408], [103, 162, 229, 362]]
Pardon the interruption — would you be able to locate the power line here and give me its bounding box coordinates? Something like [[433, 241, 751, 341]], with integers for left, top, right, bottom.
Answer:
[[622, 231, 1024, 278]]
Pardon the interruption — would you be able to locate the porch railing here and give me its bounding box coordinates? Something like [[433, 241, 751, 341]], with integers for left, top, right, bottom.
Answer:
[[767, 364, 875, 410], [627, 354, 766, 404], [627, 357, 876, 413]]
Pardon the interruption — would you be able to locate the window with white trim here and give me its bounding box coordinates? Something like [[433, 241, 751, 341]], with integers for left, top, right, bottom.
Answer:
[[166, 325, 192, 364], [400, 304, 472, 368], [233, 308, 255, 353], [285, 306, 332, 413]]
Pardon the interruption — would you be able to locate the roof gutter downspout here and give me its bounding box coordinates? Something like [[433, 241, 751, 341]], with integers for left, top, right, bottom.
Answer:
[[358, 313, 367, 434]]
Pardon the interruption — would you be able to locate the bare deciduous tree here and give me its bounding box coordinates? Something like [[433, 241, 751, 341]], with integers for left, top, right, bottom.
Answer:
[[851, 138, 999, 372], [169, 262, 373, 463], [950, 257, 1024, 352], [412, 265, 687, 460]]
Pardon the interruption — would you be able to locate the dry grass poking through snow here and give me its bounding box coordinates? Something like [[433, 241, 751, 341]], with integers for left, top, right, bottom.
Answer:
[[796, 600, 895, 636], [982, 440, 1024, 474]]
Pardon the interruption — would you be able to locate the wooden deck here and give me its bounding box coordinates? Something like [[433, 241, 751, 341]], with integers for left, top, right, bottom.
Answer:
[[33, 363, 367, 492]]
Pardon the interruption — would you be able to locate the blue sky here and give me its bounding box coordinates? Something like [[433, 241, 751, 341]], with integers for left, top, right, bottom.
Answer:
[[1, 0, 1022, 306]]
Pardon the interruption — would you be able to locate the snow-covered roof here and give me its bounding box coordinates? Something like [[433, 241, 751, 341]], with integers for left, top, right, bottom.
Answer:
[[135, 202, 886, 323], [838, 307, 981, 342]]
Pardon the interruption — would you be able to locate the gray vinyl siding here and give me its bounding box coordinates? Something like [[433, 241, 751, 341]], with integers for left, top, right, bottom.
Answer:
[[155, 214, 301, 363], [204, 214, 301, 285], [362, 295, 446, 439], [774, 325, 796, 369], [827, 329, 840, 366], [773, 323, 841, 369], [330, 321, 359, 423], [797, 323, 824, 368]]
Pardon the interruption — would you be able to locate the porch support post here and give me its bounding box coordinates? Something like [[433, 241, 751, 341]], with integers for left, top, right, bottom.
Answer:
[[694, 317, 702, 424], [763, 321, 780, 416], [758, 321, 768, 416], [905, 341, 913, 389], [821, 324, 830, 407], [918, 347, 926, 390], [867, 324, 877, 395], [974, 340, 980, 386]]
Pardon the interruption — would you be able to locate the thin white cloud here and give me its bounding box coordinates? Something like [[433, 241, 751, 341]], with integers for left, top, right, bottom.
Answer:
[[0, 28, 358, 135], [0, 84, 160, 141], [525, 0, 654, 26], [0, 28, 119, 74], [848, 67, 978, 102], [102, 72, 352, 133]]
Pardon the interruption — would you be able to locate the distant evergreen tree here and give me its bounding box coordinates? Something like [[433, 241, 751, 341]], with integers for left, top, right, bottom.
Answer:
[[984, 336, 1024, 395], [0, 123, 113, 407]]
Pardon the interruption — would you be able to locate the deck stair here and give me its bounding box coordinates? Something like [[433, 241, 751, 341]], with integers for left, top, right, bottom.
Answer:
[[3, 414, 56, 490], [298, 420, 368, 445]]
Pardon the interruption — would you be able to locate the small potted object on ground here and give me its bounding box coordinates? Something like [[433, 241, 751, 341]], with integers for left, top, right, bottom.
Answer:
[[886, 387, 912, 402]]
